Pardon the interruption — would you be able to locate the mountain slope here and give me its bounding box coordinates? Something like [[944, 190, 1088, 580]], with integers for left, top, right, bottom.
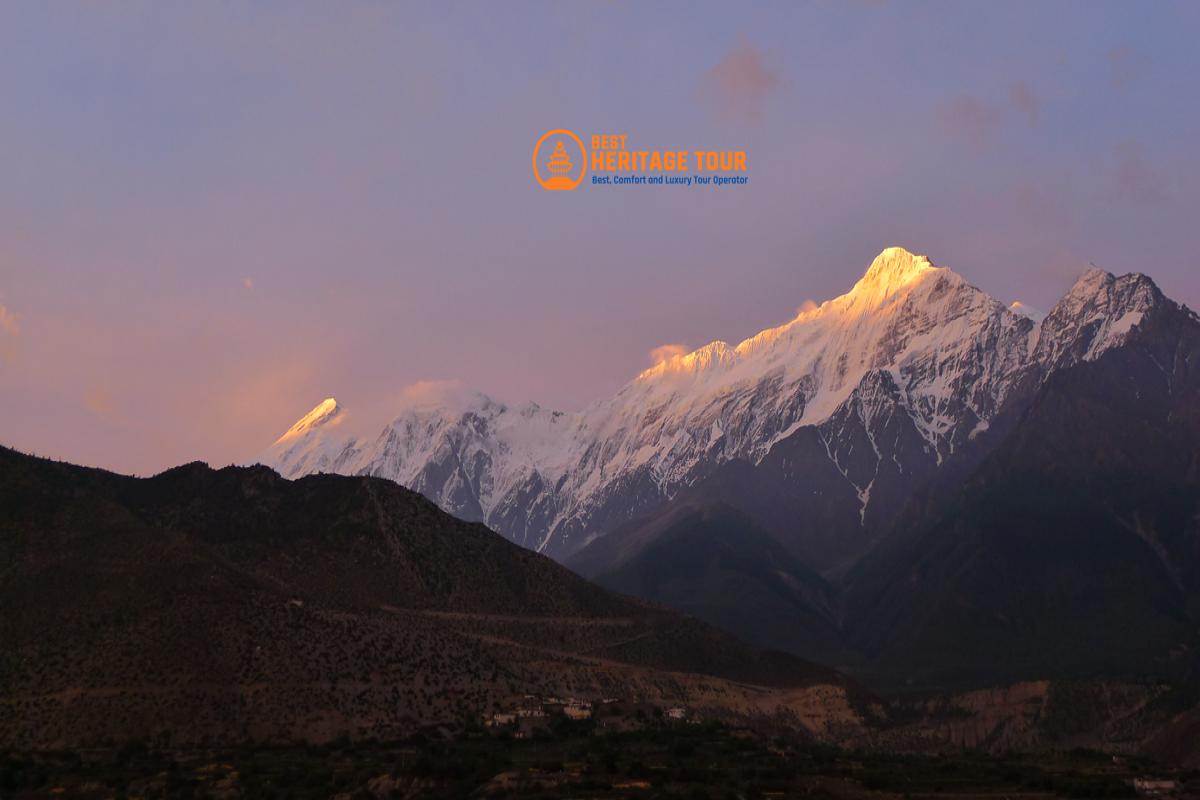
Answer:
[[586, 503, 851, 664], [842, 293, 1200, 689], [563, 259, 1173, 579], [564, 263, 1199, 688], [0, 446, 875, 749]]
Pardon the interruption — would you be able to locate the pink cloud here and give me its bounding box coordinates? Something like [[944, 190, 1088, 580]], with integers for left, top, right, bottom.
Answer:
[[0, 303, 17, 337], [701, 42, 781, 124]]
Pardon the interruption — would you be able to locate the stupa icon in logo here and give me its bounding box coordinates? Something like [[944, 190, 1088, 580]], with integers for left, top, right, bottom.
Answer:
[[533, 129, 585, 191], [547, 140, 573, 176]]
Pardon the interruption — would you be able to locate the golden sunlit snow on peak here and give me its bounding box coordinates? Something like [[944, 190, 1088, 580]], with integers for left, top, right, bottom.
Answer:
[[634, 248, 946, 384], [274, 397, 342, 444], [854, 246, 935, 292]]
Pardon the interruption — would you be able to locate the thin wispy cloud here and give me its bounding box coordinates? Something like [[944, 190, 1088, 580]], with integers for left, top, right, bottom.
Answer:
[[396, 379, 465, 409], [83, 385, 120, 425], [1113, 140, 1170, 206], [647, 343, 688, 366], [940, 80, 1042, 144], [1106, 45, 1142, 89], [0, 303, 17, 338], [1009, 81, 1040, 124], [938, 94, 1004, 144], [0, 302, 18, 363]]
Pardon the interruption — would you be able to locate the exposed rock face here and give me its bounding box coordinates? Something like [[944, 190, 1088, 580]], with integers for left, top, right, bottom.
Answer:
[[858, 680, 1172, 754], [841, 291, 1200, 688]]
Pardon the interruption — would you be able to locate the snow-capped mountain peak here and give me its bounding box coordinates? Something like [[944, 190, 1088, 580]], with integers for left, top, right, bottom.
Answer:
[[1034, 267, 1164, 369], [629, 246, 966, 413], [846, 246, 938, 305], [256, 248, 1172, 560]]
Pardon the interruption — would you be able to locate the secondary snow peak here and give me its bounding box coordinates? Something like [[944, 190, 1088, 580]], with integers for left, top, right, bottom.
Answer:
[[1058, 267, 1163, 312], [274, 397, 342, 444], [1068, 267, 1115, 295]]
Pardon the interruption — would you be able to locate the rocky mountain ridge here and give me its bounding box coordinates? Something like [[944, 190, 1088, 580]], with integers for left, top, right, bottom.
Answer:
[[259, 247, 1168, 568]]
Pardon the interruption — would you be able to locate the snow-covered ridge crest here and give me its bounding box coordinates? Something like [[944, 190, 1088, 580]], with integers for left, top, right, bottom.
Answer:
[[613, 246, 980, 443], [274, 397, 342, 444], [638, 247, 936, 383], [257, 247, 1170, 557]]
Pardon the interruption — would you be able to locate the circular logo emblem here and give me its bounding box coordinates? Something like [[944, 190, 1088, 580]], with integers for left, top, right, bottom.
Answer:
[[532, 129, 586, 191]]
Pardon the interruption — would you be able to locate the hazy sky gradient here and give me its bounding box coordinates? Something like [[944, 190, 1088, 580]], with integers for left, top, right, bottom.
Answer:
[[2, 1, 1198, 474]]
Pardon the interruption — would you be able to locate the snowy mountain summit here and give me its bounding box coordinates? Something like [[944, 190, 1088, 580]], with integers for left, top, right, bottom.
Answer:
[[257, 247, 1171, 562]]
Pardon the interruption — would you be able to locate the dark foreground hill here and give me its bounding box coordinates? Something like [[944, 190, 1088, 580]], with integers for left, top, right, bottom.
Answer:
[[0, 446, 876, 749]]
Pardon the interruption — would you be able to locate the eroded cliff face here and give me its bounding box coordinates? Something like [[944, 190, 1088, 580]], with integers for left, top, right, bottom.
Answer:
[[853, 680, 1172, 754]]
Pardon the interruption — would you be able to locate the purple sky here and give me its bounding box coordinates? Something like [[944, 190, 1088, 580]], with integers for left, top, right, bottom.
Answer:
[[2, 1, 1199, 475]]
